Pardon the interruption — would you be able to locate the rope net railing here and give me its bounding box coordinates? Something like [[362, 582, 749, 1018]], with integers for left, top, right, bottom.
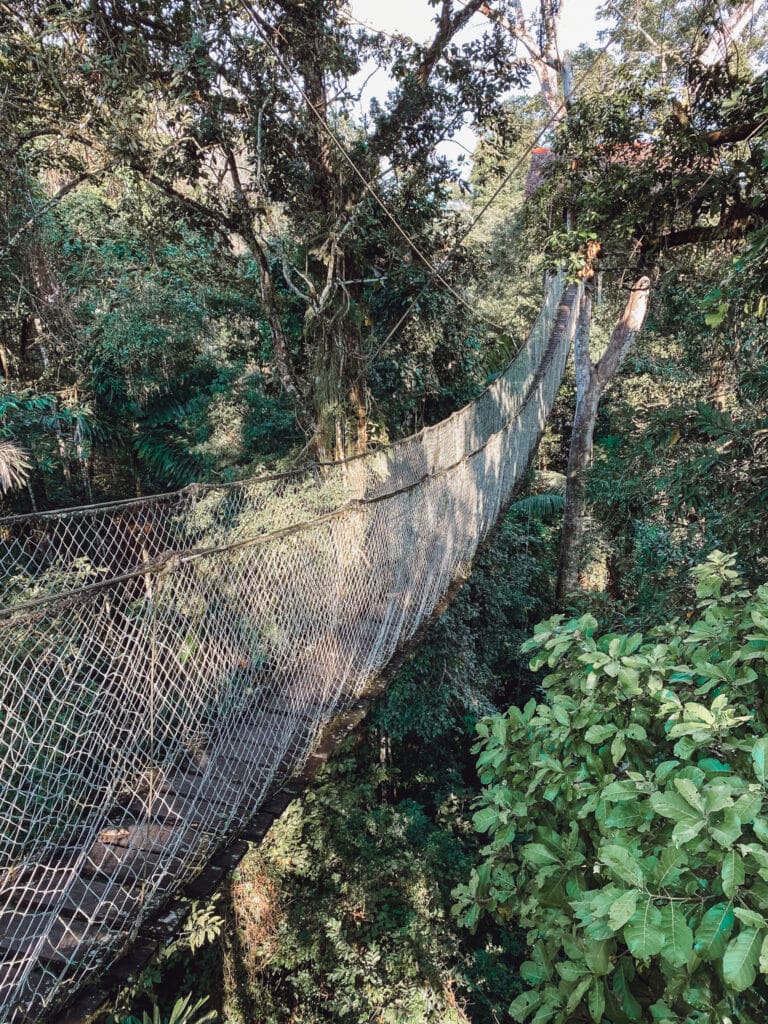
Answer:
[[0, 277, 581, 1023], [0, 275, 565, 608]]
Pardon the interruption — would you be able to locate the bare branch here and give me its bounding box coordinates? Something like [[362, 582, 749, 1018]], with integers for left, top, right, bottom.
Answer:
[[0, 168, 105, 258], [698, 1, 764, 66]]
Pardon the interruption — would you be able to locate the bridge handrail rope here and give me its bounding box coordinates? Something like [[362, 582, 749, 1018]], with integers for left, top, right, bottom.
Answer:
[[0, 272, 564, 609], [0, 278, 581, 1024]]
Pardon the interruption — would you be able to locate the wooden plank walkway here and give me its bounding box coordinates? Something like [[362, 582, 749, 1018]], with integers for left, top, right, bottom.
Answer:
[[0, 692, 325, 1024]]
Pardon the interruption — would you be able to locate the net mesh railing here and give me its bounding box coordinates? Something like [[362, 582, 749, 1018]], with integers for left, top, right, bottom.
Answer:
[[0, 276, 581, 1024]]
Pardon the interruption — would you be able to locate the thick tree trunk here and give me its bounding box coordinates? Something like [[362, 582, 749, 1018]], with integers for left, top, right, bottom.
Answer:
[[556, 278, 651, 600], [556, 379, 601, 598], [557, 290, 596, 599]]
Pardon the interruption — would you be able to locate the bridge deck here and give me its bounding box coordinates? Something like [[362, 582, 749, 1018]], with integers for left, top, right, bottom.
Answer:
[[0, 277, 581, 1024]]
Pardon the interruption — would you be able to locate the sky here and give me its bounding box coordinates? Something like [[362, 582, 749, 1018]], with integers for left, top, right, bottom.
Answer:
[[349, 0, 602, 51], [347, 0, 604, 159]]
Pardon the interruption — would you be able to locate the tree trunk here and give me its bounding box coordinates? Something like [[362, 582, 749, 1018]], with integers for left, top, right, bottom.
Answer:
[[556, 278, 651, 600], [556, 378, 601, 598], [557, 290, 596, 599]]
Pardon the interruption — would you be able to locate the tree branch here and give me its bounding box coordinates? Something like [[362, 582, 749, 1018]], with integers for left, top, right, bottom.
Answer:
[[697, 1, 763, 66], [0, 168, 105, 257]]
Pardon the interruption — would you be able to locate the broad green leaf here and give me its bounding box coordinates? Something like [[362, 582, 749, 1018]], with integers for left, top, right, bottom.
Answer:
[[509, 990, 542, 1023], [584, 938, 613, 976], [704, 786, 734, 815], [611, 732, 627, 765], [722, 850, 745, 897], [521, 959, 550, 984], [556, 960, 586, 982], [655, 761, 680, 784], [651, 790, 704, 828], [659, 904, 693, 967], [734, 907, 767, 929], [521, 843, 560, 866], [683, 702, 714, 724], [723, 927, 762, 991], [694, 903, 735, 960], [624, 899, 665, 958], [612, 960, 642, 1020], [565, 976, 592, 1015], [655, 847, 687, 888], [608, 890, 638, 931], [472, 806, 498, 833], [674, 778, 705, 812], [672, 817, 707, 845], [600, 845, 643, 886], [588, 979, 605, 1023], [709, 808, 742, 847], [649, 999, 678, 1022], [585, 724, 617, 744], [752, 737, 768, 784], [760, 931, 768, 974], [734, 789, 763, 823], [604, 802, 647, 829], [603, 780, 642, 802]]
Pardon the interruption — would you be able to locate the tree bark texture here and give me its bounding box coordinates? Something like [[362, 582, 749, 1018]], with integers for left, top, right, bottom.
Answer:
[[556, 277, 651, 600]]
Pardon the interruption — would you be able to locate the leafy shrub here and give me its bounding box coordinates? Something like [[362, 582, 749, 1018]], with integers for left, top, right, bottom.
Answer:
[[453, 551, 768, 1023]]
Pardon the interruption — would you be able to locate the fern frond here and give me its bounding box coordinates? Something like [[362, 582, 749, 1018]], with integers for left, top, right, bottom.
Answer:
[[512, 493, 565, 518]]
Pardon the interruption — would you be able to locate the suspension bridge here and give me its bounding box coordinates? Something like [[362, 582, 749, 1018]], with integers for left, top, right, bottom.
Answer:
[[0, 274, 581, 1023]]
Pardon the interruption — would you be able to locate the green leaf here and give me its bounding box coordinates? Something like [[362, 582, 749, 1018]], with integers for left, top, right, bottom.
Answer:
[[722, 850, 745, 897], [624, 899, 665, 958], [674, 778, 705, 812], [604, 802, 647, 829], [709, 808, 742, 847], [584, 938, 613, 976], [651, 790, 704, 828], [759, 932, 768, 974], [694, 903, 735, 960], [600, 845, 643, 886], [723, 927, 763, 991], [611, 732, 627, 765], [734, 790, 763, 823], [472, 806, 498, 833], [603, 781, 642, 802], [521, 843, 560, 866], [556, 960, 586, 982], [585, 724, 617, 744], [672, 817, 707, 845], [509, 991, 542, 1023], [734, 907, 767, 929], [588, 979, 605, 1023], [752, 737, 768, 784], [565, 976, 592, 1015], [608, 890, 638, 931], [521, 959, 550, 984], [612, 960, 642, 1020], [659, 904, 693, 967]]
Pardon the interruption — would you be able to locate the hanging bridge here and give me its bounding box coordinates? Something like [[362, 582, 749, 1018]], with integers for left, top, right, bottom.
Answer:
[[0, 275, 580, 1024]]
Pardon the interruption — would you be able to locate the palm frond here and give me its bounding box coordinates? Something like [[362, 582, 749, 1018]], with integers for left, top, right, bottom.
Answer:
[[0, 440, 32, 494], [532, 470, 566, 495]]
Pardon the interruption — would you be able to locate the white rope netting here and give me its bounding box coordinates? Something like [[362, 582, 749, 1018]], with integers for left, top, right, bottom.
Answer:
[[0, 276, 581, 1023]]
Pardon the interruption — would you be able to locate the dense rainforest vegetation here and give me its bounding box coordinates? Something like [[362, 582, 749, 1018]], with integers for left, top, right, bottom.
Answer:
[[3, 0, 768, 1022]]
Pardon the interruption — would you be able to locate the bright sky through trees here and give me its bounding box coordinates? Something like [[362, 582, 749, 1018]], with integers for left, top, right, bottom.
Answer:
[[348, 0, 602, 159]]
